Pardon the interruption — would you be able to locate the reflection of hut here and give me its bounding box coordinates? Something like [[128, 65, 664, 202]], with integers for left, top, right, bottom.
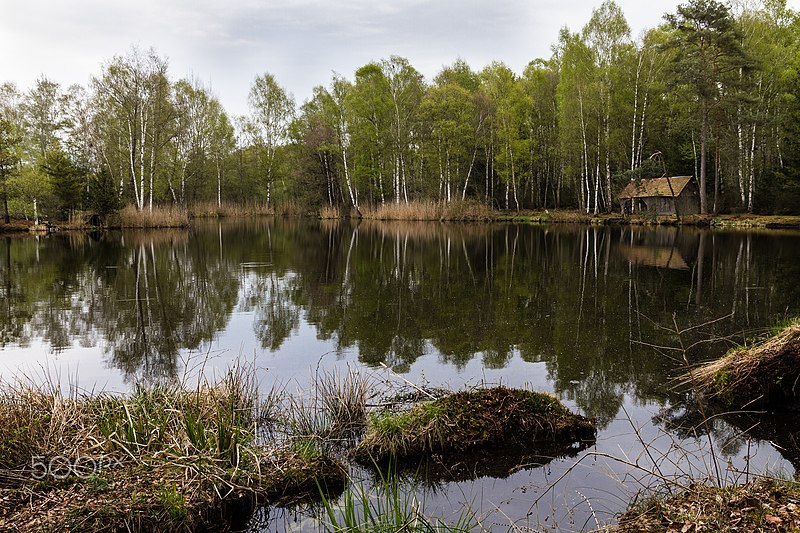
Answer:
[[620, 245, 689, 270], [619, 177, 700, 216]]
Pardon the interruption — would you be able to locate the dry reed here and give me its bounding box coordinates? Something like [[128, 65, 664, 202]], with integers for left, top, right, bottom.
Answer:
[[190, 201, 274, 218], [319, 205, 342, 219], [359, 199, 495, 221], [115, 205, 190, 228], [686, 321, 800, 409], [0, 362, 347, 532]]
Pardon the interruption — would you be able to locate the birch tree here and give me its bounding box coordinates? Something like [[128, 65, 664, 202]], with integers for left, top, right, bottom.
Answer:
[[583, 1, 632, 212], [91, 47, 172, 210], [244, 72, 294, 207]]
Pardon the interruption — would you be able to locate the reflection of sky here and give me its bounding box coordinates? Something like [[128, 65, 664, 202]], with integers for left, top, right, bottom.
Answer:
[[0, 337, 124, 393]]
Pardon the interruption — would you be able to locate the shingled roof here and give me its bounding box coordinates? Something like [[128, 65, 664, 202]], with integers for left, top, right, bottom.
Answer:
[[619, 177, 694, 199]]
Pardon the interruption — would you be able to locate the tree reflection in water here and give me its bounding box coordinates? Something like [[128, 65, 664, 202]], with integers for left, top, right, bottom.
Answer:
[[0, 220, 799, 431]]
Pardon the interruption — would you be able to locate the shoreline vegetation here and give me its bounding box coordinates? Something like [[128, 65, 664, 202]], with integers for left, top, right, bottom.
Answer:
[[3, 200, 800, 234]]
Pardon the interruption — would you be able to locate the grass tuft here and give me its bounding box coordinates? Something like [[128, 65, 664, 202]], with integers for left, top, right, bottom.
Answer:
[[686, 319, 800, 409]]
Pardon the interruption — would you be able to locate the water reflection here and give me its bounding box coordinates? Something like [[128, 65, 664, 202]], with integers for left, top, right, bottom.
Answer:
[[1, 221, 800, 425]]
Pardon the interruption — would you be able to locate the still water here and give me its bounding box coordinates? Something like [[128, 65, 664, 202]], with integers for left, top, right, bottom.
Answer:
[[2, 219, 799, 530]]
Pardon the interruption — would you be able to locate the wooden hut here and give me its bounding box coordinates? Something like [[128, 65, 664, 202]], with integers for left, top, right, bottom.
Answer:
[[619, 176, 700, 216]]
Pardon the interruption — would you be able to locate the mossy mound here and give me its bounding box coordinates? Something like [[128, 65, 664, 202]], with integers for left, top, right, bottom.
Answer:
[[352, 387, 595, 463], [616, 479, 800, 532], [688, 321, 800, 409]]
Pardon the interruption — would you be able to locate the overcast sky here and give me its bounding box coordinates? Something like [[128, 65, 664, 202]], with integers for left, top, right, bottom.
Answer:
[[2, 0, 797, 117]]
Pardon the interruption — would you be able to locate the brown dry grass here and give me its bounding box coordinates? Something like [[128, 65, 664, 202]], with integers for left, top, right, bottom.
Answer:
[[0, 363, 347, 531], [616, 479, 800, 532], [115, 205, 190, 228], [686, 321, 800, 409], [0, 220, 34, 233], [360, 200, 495, 221], [190, 201, 274, 218], [319, 205, 342, 219]]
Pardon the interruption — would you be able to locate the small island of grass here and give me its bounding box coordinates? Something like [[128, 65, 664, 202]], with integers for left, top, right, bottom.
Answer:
[[352, 386, 596, 464]]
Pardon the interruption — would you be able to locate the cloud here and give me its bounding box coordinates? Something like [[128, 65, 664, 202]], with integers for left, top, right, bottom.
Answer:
[[5, 0, 784, 116]]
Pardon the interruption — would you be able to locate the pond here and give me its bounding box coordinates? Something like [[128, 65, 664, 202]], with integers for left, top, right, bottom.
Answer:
[[2, 218, 799, 530]]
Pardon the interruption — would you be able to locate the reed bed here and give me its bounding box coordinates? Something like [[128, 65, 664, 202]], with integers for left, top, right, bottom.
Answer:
[[319, 205, 342, 219], [359, 200, 495, 221], [0, 362, 347, 532], [115, 205, 190, 228], [190, 201, 274, 218], [275, 199, 311, 217]]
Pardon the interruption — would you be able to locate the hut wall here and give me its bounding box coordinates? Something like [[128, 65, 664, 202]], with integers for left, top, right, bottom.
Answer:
[[644, 197, 677, 215], [675, 185, 700, 215]]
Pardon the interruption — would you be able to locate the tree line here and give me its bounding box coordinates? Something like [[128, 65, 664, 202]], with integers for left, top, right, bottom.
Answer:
[[1, 0, 800, 223]]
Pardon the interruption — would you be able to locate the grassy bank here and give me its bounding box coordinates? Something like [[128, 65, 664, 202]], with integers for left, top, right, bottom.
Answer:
[[0, 364, 347, 532], [5, 203, 800, 233], [500, 210, 800, 228]]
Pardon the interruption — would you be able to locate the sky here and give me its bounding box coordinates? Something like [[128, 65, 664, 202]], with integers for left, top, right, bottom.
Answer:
[[1, 0, 797, 117]]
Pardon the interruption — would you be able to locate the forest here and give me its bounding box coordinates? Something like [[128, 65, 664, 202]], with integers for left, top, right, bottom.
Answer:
[[2, 0, 800, 223]]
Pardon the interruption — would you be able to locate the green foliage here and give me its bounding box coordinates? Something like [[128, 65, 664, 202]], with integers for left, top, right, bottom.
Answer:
[[156, 484, 188, 522], [87, 168, 121, 218], [0, 118, 22, 223], [43, 148, 86, 218]]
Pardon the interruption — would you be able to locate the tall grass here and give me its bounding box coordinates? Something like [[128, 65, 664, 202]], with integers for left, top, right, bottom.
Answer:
[[319, 205, 342, 219], [0, 361, 349, 532], [116, 205, 190, 228], [190, 201, 274, 218], [286, 367, 371, 442], [275, 199, 311, 217], [359, 200, 495, 221], [0, 362, 258, 472]]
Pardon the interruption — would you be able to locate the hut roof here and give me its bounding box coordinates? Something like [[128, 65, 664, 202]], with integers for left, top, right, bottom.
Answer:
[[619, 176, 693, 199]]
